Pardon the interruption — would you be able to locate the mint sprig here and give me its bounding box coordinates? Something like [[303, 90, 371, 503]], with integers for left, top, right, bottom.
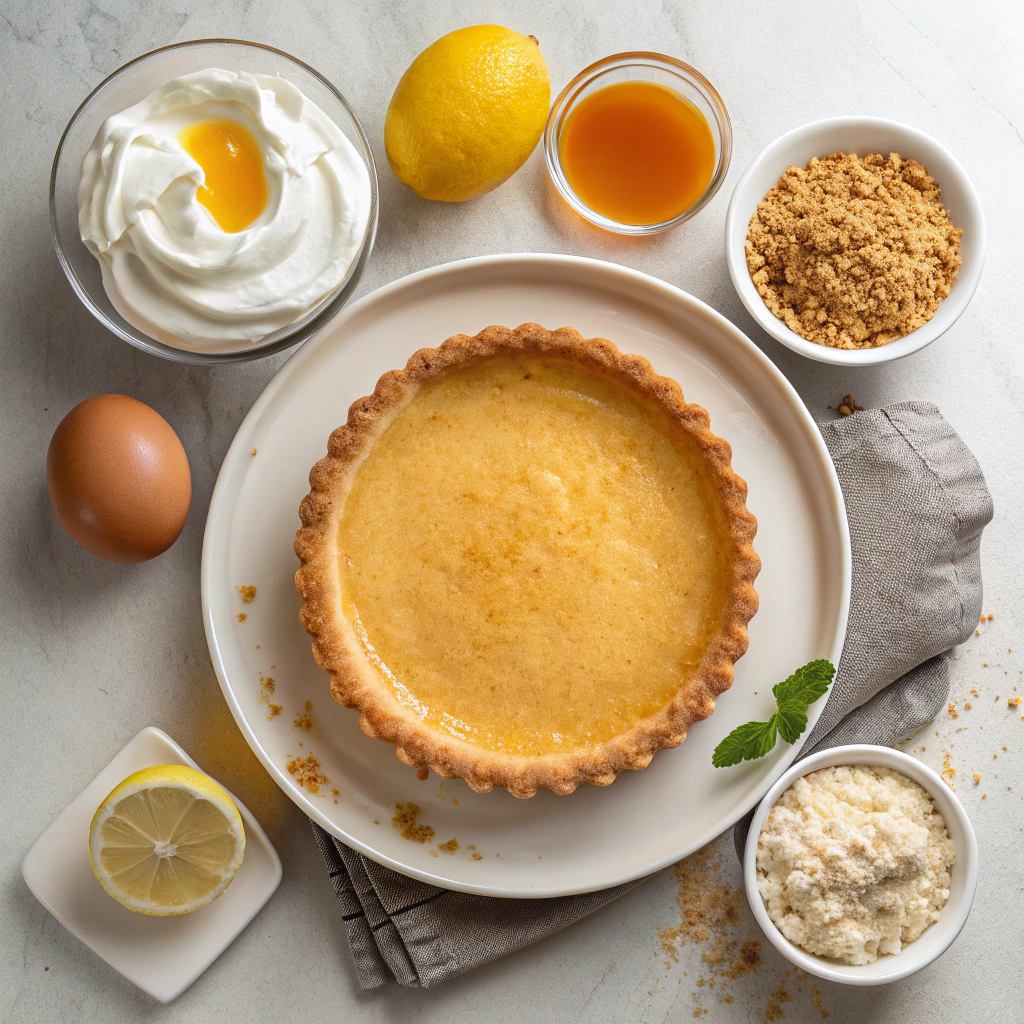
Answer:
[[712, 659, 835, 768]]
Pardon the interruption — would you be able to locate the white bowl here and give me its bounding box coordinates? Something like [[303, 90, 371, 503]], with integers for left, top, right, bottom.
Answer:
[[743, 743, 978, 985], [725, 117, 986, 365]]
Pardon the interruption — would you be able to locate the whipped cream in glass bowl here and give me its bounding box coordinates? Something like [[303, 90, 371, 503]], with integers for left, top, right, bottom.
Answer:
[[52, 41, 378, 364]]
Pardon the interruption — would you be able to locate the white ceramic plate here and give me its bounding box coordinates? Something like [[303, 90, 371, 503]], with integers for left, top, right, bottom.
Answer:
[[22, 727, 282, 1003], [201, 254, 851, 897]]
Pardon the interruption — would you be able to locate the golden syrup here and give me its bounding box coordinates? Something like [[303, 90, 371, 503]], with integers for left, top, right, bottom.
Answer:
[[559, 81, 716, 226]]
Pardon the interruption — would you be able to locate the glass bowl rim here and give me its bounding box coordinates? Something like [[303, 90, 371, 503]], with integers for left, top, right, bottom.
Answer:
[[50, 37, 379, 365], [543, 51, 733, 236]]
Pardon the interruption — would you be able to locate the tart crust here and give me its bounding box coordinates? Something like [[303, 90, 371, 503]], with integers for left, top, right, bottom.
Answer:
[[295, 324, 760, 797]]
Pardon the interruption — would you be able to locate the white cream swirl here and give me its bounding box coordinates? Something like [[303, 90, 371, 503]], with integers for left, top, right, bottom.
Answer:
[[78, 68, 372, 353]]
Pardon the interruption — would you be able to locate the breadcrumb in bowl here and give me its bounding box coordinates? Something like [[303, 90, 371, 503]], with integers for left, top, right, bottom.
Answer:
[[726, 117, 985, 366], [743, 744, 978, 985]]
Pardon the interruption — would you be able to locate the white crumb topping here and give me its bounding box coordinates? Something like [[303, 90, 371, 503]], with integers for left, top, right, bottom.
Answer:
[[756, 764, 954, 965]]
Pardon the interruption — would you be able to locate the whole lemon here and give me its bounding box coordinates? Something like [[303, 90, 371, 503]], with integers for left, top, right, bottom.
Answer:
[[385, 25, 550, 202]]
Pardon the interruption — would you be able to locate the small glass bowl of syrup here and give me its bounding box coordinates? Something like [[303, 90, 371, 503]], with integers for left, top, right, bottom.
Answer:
[[545, 53, 732, 235]]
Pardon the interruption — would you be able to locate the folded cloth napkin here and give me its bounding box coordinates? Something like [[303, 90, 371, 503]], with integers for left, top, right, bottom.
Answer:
[[311, 401, 992, 989]]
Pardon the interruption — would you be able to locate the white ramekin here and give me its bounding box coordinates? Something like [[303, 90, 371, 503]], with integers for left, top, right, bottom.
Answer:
[[743, 743, 978, 985], [725, 117, 986, 365]]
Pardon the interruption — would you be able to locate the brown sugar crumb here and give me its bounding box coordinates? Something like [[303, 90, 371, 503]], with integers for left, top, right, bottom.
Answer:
[[251, 448, 258, 457], [391, 803, 435, 844], [836, 394, 864, 417], [745, 153, 962, 349], [266, 703, 282, 720], [236, 585, 257, 603], [429, 849, 438, 857], [417, 768, 429, 781], [471, 852, 483, 861], [287, 754, 329, 795], [947, 703, 959, 719], [941, 751, 956, 788], [964, 703, 972, 710], [438, 838, 460, 854], [258, 675, 275, 703], [236, 613, 247, 623], [656, 843, 808, 1015], [1010, 697, 1021, 708], [294, 701, 315, 731]]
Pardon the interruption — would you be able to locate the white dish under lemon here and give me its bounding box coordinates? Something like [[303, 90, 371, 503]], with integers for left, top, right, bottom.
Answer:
[[201, 253, 851, 897], [21, 727, 281, 1003]]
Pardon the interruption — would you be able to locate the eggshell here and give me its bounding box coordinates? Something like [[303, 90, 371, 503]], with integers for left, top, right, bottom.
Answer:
[[47, 394, 192, 563]]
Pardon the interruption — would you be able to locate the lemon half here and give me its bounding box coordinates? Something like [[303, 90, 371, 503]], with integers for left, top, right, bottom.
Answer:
[[385, 24, 550, 202], [89, 764, 245, 916]]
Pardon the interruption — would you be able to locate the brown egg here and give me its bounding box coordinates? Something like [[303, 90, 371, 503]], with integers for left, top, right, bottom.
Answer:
[[47, 394, 192, 564]]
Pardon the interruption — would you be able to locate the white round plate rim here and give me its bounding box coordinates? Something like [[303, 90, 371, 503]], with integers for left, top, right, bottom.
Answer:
[[201, 252, 851, 898]]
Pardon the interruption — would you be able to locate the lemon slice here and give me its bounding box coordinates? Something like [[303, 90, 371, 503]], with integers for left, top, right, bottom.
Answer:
[[89, 764, 246, 916]]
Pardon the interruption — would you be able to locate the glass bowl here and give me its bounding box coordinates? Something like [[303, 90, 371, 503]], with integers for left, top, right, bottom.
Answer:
[[544, 52, 732, 236], [50, 39, 379, 365]]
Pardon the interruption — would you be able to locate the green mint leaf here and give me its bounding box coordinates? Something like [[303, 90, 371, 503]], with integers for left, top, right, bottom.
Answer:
[[775, 698, 809, 744], [712, 659, 836, 767], [772, 659, 836, 708], [711, 717, 779, 768]]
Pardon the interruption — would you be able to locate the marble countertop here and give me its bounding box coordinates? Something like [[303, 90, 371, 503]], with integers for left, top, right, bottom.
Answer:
[[2, 1, 1020, 1021]]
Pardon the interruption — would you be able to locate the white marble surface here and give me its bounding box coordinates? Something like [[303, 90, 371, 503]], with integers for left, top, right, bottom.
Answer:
[[2, 1, 1021, 1021]]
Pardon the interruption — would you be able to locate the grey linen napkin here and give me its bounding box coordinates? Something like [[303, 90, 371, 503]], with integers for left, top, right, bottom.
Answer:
[[311, 401, 992, 989]]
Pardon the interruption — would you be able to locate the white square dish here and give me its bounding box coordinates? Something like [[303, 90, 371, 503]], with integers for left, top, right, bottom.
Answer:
[[22, 726, 282, 1003]]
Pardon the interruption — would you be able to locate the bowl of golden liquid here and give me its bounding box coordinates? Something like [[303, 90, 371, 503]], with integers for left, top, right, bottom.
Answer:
[[544, 53, 732, 235]]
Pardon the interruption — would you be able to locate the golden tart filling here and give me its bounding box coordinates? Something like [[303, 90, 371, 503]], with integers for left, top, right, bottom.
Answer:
[[296, 324, 759, 797]]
